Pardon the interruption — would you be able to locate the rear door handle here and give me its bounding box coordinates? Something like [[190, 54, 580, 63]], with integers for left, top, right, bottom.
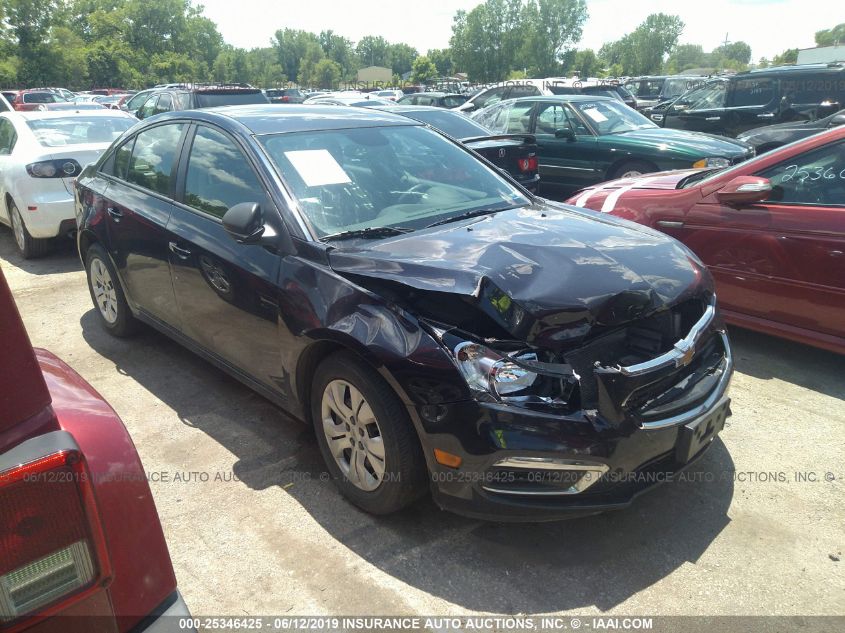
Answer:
[[106, 207, 123, 220], [757, 113, 775, 119], [705, 116, 721, 121], [656, 220, 685, 229], [168, 242, 192, 259]]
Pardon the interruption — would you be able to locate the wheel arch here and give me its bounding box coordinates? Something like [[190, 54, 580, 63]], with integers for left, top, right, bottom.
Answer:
[[606, 157, 659, 180], [295, 333, 418, 429]]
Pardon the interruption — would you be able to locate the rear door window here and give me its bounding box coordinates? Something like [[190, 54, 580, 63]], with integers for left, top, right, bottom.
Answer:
[[0, 118, 18, 154], [126, 124, 185, 195], [731, 78, 777, 107]]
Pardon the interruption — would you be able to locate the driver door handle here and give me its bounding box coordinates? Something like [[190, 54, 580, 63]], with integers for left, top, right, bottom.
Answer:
[[106, 207, 123, 220], [168, 242, 192, 259], [657, 220, 685, 229]]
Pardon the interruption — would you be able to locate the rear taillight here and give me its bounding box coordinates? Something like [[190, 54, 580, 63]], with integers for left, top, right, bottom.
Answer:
[[0, 450, 108, 625], [281, 96, 289, 102], [25, 160, 82, 179], [518, 156, 538, 172]]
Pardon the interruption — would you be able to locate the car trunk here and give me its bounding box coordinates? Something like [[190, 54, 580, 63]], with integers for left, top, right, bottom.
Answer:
[[463, 134, 538, 183], [0, 269, 53, 445]]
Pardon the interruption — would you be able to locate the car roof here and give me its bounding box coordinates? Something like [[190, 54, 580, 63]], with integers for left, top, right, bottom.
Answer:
[[512, 94, 615, 103], [736, 63, 845, 77], [12, 109, 136, 121], [375, 104, 463, 115], [155, 104, 421, 135]]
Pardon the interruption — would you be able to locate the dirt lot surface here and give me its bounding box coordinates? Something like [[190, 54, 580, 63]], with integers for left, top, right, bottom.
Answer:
[[2, 230, 843, 620]]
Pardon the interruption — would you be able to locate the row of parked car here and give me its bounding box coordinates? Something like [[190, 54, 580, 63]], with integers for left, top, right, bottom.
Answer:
[[1, 62, 843, 630]]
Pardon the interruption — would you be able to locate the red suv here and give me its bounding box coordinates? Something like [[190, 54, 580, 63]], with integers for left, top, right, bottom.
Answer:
[[567, 126, 845, 355], [0, 267, 192, 631]]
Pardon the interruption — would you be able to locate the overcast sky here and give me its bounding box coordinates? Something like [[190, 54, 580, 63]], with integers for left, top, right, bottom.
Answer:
[[198, 0, 832, 63]]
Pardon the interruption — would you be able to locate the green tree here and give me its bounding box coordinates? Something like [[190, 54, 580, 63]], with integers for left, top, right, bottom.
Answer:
[[312, 58, 341, 89], [427, 48, 454, 76], [388, 42, 417, 76], [572, 49, 599, 78], [815, 23, 845, 47], [411, 55, 437, 84], [356, 34, 389, 67], [319, 30, 357, 79], [665, 44, 708, 73], [297, 41, 324, 87], [274, 28, 320, 86], [451, 0, 529, 82], [713, 41, 751, 66], [600, 13, 684, 75], [772, 48, 798, 65], [522, 0, 588, 77]]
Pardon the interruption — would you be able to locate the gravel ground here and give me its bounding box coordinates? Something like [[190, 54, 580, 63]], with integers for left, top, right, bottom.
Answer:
[[1, 228, 843, 623]]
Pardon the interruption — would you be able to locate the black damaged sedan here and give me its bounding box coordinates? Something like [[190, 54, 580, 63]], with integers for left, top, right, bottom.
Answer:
[[75, 105, 733, 521]]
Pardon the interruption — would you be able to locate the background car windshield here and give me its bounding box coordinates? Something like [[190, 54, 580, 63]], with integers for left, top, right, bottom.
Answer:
[[403, 110, 492, 139], [24, 92, 66, 104], [573, 100, 656, 134], [443, 95, 468, 107], [194, 91, 268, 107], [26, 116, 134, 146], [627, 79, 664, 99], [259, 124, 529, 238]]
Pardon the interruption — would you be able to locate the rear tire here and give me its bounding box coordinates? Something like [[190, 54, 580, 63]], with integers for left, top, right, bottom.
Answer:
[[311, 351, 427, 515], [611, 160, 656, 180], [85, 243, 139, 337], [9, 201, 51, 259]]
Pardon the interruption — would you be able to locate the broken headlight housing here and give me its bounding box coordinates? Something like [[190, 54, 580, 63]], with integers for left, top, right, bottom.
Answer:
[[453, 342, 538, 398]]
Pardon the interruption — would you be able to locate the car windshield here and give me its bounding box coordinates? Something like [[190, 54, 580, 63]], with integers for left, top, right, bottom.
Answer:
[[401, 110, 492, 139], [573, 100, 657, 135], [663, 78, 690, 98], [27, 116, 134, 146], [24, 92, 67, 104], [259, 124, 529, 239], [443, 95, 468, 107], [627, 79, 664, 99], [194, 91, 268, 108]]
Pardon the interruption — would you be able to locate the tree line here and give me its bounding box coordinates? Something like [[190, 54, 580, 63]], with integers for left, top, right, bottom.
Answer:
[[0, 0, 841, 90]]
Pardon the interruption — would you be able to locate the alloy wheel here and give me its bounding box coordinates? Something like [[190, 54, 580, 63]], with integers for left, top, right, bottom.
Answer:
[[10, 206, 25, 252], [90, 258, 118, 324], [320, 379, 386, 491]]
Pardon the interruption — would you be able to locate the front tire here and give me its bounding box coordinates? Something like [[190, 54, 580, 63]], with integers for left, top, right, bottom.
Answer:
[[611, 160, 656, 180], [311, 351, 427, 514], [9, 201, 51, 259], [85, 243, 139, 337]]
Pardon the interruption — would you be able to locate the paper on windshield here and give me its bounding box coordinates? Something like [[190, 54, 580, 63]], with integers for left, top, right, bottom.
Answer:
[[582, 108, 608, 123], [284, 149, 351, 187]]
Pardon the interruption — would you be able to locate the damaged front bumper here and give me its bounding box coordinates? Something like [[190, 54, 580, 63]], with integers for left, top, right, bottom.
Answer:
[[417, 296, 733, 522]]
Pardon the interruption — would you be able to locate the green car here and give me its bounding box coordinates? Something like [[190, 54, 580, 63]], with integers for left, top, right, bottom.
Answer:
[[471, 95, 755, 193]]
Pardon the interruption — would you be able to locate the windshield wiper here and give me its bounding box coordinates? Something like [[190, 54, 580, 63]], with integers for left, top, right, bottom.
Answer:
[[320, 226, 414, 242], [425, 206, 514, 229]]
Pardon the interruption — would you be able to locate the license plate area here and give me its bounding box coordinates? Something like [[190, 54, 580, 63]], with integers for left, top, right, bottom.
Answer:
[[675, 397, 730, 463]]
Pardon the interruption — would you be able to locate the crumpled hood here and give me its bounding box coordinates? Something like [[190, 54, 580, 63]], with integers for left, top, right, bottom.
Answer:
[[328, 204, 708, 349]]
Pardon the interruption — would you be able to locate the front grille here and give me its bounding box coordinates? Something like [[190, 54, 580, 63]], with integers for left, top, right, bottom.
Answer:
[[564, 297, 707, 409]]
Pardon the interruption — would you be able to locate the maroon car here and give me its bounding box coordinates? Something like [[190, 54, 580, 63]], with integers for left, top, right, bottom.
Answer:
[[0, 267, 192, 631], [566, 126, 845, 355]]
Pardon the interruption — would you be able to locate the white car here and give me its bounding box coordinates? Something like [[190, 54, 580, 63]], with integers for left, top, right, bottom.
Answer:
[[0, 109, 136, 258], [374, 89, 404, 101]]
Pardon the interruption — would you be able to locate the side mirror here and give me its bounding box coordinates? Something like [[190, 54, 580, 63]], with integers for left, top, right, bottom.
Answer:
[[715, 176, 772, 206], [222, 202, 265, 243], [555, 126, 576, 141], [828, 113, 845, 128]]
